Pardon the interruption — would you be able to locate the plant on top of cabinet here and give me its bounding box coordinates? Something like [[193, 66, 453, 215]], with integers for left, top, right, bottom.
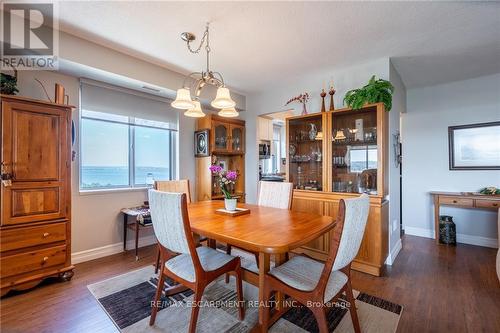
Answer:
[[344, 75, 394, 111], [285, 92, 310, 115]]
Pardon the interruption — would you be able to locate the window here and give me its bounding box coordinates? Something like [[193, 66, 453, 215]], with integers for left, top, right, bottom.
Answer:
[[272, 125, 282, 173], [349, 145, 378, 173], [80, 110, 176, 190]]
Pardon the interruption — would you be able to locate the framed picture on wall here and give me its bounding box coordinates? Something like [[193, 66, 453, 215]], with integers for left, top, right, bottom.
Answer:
[[448, 121, 500, 170], [194, 129, 210, 157]]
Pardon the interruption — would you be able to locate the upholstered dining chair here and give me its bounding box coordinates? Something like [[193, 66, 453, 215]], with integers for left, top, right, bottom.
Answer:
[[226, 181, 293, 274], [148, 190, 245, 332], [153, 180, 206, 273], [262, 194, 370, 333]]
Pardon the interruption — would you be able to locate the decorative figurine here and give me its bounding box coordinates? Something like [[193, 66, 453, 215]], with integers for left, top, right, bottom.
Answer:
[[329, 85, 336, 111], [320, 89, 326, 112]]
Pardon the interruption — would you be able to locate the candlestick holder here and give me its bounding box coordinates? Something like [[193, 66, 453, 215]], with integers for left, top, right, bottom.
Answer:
[[329, 86, 336, 111], [320, 89, 326, 112]]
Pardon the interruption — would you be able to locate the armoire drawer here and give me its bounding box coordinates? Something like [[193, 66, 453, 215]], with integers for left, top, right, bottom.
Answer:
[[0, 222, 66, 252], [0, 245, 67, 278]]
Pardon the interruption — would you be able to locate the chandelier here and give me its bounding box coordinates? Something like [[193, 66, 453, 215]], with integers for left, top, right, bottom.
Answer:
[[171, 23, 239, 118]]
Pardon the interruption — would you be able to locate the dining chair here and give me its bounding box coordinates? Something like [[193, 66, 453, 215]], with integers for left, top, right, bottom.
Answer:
[[226, 181, 293, 279], [262, 194, 370, 333], [153, 180, 206, 273], [148, 190, 245, 332]]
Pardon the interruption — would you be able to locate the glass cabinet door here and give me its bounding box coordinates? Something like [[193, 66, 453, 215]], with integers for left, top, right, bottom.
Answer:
[[231, 125, 244, 153], [213, 122, 229, 151], [331, 107, 378, 194], [288, 114, 323, 191]]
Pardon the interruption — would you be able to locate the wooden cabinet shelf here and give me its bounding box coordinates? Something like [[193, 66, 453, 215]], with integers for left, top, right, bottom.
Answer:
[[286, 103, 389, 276]]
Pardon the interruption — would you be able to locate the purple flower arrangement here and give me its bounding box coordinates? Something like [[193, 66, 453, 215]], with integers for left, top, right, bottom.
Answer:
[[209, 164, 238, 199]]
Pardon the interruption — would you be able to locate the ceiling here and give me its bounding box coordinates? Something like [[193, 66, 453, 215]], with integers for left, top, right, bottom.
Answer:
[[56, 1, 500, 93]]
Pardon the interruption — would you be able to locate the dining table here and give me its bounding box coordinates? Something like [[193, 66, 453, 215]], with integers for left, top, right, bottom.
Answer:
[[187, 200, 336, 332]]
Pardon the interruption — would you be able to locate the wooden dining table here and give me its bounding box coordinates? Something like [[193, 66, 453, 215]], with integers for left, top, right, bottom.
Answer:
[[187, 200, 336, 332]]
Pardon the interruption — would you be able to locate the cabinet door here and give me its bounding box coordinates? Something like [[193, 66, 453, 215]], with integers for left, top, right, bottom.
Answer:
[[230, 124, 245, 153], [212, 121, 230, 152], [258, 117, 271, 141], [291, 197, 329, 256], [1, 100, 70, 226]]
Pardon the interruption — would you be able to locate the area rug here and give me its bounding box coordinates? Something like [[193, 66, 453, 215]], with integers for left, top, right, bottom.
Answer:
[[88, 261, 402, 333]]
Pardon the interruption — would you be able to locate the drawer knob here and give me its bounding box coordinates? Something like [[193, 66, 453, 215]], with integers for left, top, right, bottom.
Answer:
[[452, 200, 457, 203], [42, 256, 49, 263], [493, 203, 498, 207], [43, 232, 50, 237]]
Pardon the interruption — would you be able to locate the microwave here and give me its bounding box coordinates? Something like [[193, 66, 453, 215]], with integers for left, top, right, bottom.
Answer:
[[259, 142, 270, 159]]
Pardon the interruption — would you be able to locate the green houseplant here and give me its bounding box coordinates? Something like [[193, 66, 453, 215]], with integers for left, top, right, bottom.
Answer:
[[344, 75, 394, 111]]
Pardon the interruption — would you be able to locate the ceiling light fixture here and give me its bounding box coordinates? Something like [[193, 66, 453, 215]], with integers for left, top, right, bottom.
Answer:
[[218, 107, 239, 118], [172, 23, 236, 117]]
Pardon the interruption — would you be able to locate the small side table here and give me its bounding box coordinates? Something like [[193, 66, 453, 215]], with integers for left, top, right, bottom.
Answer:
[[121, 206, 152, 260]]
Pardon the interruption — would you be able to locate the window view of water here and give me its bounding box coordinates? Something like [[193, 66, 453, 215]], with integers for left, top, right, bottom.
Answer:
[[81, 166, 170, 189]]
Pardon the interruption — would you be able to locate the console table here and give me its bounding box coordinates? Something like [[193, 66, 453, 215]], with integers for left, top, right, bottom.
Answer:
[[430, 191, 500, 244]]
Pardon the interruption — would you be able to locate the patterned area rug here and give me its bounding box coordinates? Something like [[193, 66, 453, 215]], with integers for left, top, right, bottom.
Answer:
[[88, 264, 402, 333]]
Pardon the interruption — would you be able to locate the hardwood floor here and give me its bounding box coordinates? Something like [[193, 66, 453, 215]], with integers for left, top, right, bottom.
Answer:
[[1, 235, 499, 332]]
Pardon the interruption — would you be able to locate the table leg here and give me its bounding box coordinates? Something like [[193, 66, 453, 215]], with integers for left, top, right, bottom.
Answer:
[[135, 221, 139, 261], [258, 252, 270, 333], [434, 195, 440, 244], [274, 254, 286, 311], [123, 214, 128, 252], [207, 238, 216, 249]]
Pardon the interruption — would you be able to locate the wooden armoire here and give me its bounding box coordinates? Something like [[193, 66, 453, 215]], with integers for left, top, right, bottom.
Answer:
[[1, 95, 74, 296]]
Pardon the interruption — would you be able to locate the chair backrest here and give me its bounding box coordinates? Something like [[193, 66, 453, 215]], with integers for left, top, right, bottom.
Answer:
[[257, 181, 293, 210], [148, 189, 191, 254], [155, 179, 191, 203], [332, 194, 370, 271]]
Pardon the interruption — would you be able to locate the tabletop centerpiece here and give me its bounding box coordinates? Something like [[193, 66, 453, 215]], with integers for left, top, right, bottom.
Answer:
[[209, 164, 239, 211]]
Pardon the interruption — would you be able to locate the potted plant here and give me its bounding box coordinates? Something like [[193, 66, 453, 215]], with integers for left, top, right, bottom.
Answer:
[[1, 65, 19, 95], [209, 165, 239, 211], [344, 75, 394, 111]]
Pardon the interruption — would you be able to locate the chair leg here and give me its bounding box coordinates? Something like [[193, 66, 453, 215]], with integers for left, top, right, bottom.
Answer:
[[254, 252, 260, 268], [261, 284, 273, 332], [149, 270, 166, 326], [155, 246, 161, 274], [345, 280, 361, 333], [225, 245, 233, 283], [311, 306, 329, 333], [234, 267, 245, 320], [189, 284, 206, 333]]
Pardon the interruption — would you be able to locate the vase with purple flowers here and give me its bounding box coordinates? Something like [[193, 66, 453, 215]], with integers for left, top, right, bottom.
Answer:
[[209, 165, 239, 211]]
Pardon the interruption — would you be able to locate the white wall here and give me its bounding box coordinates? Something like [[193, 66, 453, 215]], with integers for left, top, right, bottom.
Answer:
[[387, 61, 406, 263], [402, 73, 500, 247]]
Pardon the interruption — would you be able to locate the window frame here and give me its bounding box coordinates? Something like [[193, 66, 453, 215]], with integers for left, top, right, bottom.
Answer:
[[78, 110, 177, 192]]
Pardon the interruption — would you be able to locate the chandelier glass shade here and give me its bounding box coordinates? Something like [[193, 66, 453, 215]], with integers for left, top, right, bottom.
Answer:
[[171, 23, 237, 118], [184, 101, 206, 118], [171, 88, 195, 110], [217, 107, 239, 118]]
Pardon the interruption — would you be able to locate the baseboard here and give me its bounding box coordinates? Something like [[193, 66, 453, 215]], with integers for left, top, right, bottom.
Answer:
[[404, 226, 498, 248], [385, 238, 402, 265], [71, 235, 157, 264]]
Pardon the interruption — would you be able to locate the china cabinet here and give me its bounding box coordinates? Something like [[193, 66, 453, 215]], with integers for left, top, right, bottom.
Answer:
[[196, 114, 246, 202], [286, 103, 388, 276]]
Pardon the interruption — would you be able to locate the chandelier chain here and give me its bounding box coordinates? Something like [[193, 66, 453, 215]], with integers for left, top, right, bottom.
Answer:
[[186, 24, 210, 54]]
